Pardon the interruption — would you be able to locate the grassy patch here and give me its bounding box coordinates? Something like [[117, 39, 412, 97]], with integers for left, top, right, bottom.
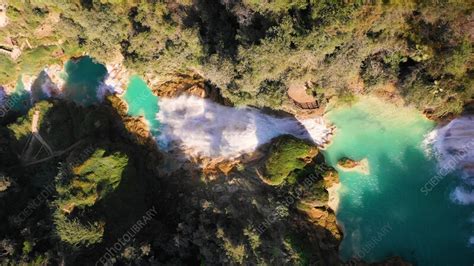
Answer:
[[0, 55, 18, 85], [18, 46, 62, 75]]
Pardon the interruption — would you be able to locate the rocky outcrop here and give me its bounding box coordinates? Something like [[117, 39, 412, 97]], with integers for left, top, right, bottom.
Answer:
[[337, 157, 370, 175], [287, 81, 319, 109], [338, 157, 359, 168], [44, 64, 65, 91], [298, 168, 342, 243], [151, 73, 231, 105], [104, 53, 129, 95], [0, 174, 11, 192], [106, 95, 155, 147]]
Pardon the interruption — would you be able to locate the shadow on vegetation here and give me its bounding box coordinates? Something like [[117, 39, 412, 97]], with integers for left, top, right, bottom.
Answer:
[[0, 92, 343, 264]]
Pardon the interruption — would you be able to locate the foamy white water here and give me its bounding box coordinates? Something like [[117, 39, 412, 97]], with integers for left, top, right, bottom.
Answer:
[[156, 95, 331, 158], [96, 82, 115, 101], [40, 78, 56, 98], [37, 70, 60, 99], [451, 186, 474, 205], [425, 116, 474, 205]]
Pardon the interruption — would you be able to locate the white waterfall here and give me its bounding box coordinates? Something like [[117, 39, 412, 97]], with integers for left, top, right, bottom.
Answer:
[[156, 95, 331, 158], [425, 116, 474, 204]]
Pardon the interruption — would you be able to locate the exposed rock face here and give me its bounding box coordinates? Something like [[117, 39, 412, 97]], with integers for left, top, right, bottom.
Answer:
[[21, 75, 34, 92], [105, 63, 128, 94], [33, 12, 60, 38], [151, 73, 231, 105], [338, 157, 358, 168], [44, 64, 65, 91], [106, 95, 155, 147], [104, 53, 129, 94], [298, 169, 342, 243], [337, 157, 370, 175]]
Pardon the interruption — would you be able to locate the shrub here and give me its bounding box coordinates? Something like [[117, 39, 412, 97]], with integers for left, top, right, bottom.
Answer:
[[53, 210, 103, 247], [264, 136, 316, 185], [56, 149, 128, 211]]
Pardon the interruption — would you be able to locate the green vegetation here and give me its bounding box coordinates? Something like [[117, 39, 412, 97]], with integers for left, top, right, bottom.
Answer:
[[264, 136, 316, 185], [0, 97, 342, 264], [284, 234, 311, 266], [22, 240, 33, 255], [216, 227, 246, 264], [8, 101, 52, 140], [55, 149, 127, 211], [0, 55, 17, 84], [0, 0, 472, 264], [17, 46, 62, 76], [0, 1, 471, 117], [53, 210, 104, 247]]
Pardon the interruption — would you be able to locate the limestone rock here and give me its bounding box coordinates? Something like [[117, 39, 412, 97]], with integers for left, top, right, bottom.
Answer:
[[152, 73, 230, 105]]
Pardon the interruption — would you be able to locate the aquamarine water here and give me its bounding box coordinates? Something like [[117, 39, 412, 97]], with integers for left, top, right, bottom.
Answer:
[[63, 56, 107, 106], [323, 97, 474, 265], [122, 75, 160, 135], [10, 76, 31, 113]]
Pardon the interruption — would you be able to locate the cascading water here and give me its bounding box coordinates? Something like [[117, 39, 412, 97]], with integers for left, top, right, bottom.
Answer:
[[156, 95, 331, 158], [424, 116, 474, 249], [425, 116, 474, 205], [323, 97, 474, 265]]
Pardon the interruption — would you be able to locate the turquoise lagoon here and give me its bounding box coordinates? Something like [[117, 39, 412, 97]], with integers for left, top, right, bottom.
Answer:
[[62, 56, 107, 106], [122, 75, 160, 135], [323, 97, 473, 265], [9, 77, 31, 114], [2, 56, 107, 117]]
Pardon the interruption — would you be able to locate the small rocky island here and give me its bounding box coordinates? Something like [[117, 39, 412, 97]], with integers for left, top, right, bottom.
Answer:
[[337, 157, 370, 175]]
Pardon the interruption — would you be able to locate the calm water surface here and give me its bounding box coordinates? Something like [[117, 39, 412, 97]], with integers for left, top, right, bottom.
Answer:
[[323, 97, 473, 265]]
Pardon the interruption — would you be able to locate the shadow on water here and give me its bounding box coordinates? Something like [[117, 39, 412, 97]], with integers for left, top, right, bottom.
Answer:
[[62, 56, 107, 106], [8, 77, 31, 115]]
